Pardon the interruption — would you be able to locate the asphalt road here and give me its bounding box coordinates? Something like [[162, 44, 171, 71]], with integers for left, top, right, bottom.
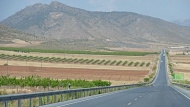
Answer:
[[42, 50, 190, 107]]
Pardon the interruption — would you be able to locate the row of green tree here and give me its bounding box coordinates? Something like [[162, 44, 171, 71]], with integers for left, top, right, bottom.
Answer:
[[0, 54, 151, 67], [0, 75, 111, 89], [0, 47, 158, 56]]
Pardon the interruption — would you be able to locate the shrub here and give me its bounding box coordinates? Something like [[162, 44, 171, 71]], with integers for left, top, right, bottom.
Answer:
[[146, 62, 150, 67], [140, 62, 145, 67], [134, 62, 139, 66], [110, 60, 116, 65], [68, 58, 77, 63], [74, 59, 83, 63], [98, 60, 105, 65], [81, 59, 89, 64], [92, 60, 100, 64], [86, 59, 94, 64], [4, 63, 8, 66], [122, 61, 128, 66], [144, 78, 149, 82], [116, 61, 122, 66], [128, 62, 133, 66], [104, 60, 111, 65]]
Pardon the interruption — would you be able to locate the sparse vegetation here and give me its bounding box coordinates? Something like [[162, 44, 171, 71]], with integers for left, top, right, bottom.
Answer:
[[168, 63, 173, 74]]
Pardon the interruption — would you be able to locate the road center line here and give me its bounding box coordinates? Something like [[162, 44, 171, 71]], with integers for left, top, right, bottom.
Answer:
[[135, 98, 137, 100], [128, 102, 131, 105], [56, 88, 138, 107]]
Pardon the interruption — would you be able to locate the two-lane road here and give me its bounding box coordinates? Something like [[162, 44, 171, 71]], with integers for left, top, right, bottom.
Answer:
[[42, 50, 190, 107]]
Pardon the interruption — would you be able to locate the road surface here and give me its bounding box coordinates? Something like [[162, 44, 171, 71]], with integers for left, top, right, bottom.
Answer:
[[42, 50, 190, 107]]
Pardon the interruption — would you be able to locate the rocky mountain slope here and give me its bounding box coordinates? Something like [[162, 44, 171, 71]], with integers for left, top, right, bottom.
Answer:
[[172, 19, 190, 27], [1, 1, 190, 49], [0, 24, 44, 47]]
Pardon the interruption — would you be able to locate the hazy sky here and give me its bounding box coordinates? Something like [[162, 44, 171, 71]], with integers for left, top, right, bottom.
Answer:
[[0, 0, 190, 21]]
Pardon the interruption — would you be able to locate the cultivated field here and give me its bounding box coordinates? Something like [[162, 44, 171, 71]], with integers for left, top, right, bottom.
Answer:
[[169, 51, 190, 81], [0, 50, 158, 86]]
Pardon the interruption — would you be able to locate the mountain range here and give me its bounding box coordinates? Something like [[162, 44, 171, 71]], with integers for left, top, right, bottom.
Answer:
[[1, 1, 190, 50], [171, 19, 190, 27]]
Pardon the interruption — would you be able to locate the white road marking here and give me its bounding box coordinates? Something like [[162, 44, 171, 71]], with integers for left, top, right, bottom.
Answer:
[[135, 98, 137, 100], [171, 86, 190, 100], [128, 102, 131, 105], [140, 96, 141, 97]]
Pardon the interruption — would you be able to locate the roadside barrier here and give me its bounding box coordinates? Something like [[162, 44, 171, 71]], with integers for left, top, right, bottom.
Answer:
[[0, 83, 147, 107]]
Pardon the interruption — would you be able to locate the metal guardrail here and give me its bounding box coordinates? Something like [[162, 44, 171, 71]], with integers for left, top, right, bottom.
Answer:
[[172, 82, 190, 90], [0, 83, 147, 107]]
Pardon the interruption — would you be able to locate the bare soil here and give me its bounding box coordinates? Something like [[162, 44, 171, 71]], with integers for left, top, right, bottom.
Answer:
[[0, 65, 148, 85], [169, 52, 190, 81], [175, 69, 190, 73]]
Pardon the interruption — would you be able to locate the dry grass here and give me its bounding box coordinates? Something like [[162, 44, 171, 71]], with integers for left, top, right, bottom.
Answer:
[[169, 51, 190, 81], [0, 39, 42, 47]]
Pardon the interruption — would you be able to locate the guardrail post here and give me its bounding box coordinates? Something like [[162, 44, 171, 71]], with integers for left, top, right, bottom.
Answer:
[[76, 92, 78, 98], [72, 93, 74, 99], [54, 95, 57, 103], [0, 83, 149, 107], [39, 97, 42, 106], [61, 94, 63, 101], [4, 101, 8, 107], [18, 99, 21, 107], [47, 95, 50, 104], [29, 98, 32, 107], [66, 93, 68, 100], [80, 91, 82, 98]]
